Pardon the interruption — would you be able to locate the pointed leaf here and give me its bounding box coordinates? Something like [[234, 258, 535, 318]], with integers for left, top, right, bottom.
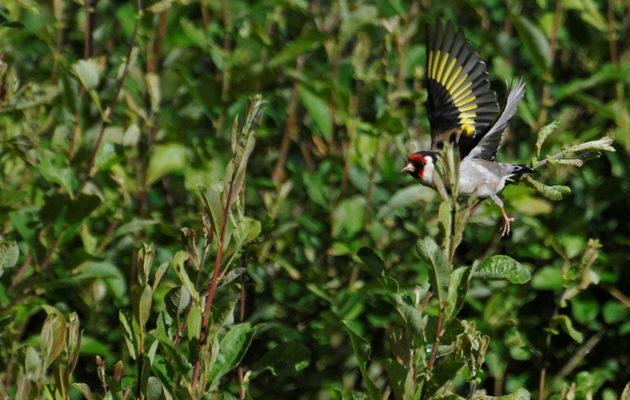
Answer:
[[512, 15, 551, 73], [299, 87, 332, 140], [208, 323, 255, 385], [446, 266, 472, 319], [342, 321, 381, 400], [417, 237, 450, 302]]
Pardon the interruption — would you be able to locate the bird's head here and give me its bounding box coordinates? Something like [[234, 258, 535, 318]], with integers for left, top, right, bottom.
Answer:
[[401, 151, 437, 185]]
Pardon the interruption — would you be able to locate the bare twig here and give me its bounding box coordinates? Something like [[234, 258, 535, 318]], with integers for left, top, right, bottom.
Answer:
[[272, 56, 304, 183], [548, 330, 605, 392], [9, 253, 33, 289], [607, 286, 630, 309], [78, 0, 143, 193], [537, 0, 563, 128], [537, 289, 563, 400], [237, 263, 247, 400]]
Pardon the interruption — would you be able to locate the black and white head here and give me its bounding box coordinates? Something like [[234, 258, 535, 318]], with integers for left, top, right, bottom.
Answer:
[[401, 151, 438, 186]]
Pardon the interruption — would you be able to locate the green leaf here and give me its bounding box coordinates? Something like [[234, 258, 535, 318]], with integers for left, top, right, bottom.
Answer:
[[474, 256, 531, 284], [40, 306, 67, 368], [0, 239, 19, 277], [73, 261, 127, 300], [342, 321, 381, 400], [66, 194, 101, 225], [551, 315, 584, 343], [269, 35, 323, 67], [523, 176, 571, 201], [569, 0, 607, 31], [137, 285, 153, 328], [472, 388, 531, 399], [38, 150, 75, 195], [512, 15, 551, 73], [146, 376, 163, 400], [299, 86, 332, 140], [172, 251, 199, 302], [208, 323, 255, 385], [72, 383, 96, 400], [147, 143, 191, 185], [24, 346, 41, 381], [80, 336, 113, 359], [165, 286, 191, 319], [115, 219, 160, 237], [425, 358, 465, 397], [332, 196, 366, 238], [357, 247, 386, 279], [394, 295, 425, 334], [535, 120, 558, 157], [532, 266, 564, 290], [446, 266, 472, 319], [252, 341, 311, 377], [571, 295, 600, 324], [146, 0, 175, 13], [602, 301, 629, 324], [72, 59, 101, 90], [417, 237, 450, 303], [356, 247, 399, 293]]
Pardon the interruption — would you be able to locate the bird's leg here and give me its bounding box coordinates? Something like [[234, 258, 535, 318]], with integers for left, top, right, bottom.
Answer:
[[490, 195, 515, 237], [499, 207, 515, 237]]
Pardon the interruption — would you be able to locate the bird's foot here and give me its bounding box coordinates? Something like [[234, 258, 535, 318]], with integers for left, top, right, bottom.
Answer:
[[501, 214, 515, 237]]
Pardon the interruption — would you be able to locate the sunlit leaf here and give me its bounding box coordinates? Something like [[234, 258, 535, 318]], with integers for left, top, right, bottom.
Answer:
[[299, 87, 332, 140], [147, 143, 191, 184]]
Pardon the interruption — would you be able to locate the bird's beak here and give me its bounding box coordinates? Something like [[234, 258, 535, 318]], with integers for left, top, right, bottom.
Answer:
[[401, 163, 415, 173]]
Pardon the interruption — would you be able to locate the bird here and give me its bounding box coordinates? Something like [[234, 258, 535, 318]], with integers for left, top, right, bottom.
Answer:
[[401, 20, 533, 236]]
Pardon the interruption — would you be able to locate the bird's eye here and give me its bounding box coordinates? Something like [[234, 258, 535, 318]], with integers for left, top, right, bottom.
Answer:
[[436, 143, 444, 150]]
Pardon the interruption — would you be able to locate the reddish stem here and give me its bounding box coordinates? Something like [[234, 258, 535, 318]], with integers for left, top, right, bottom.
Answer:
[[191, 179, 235, 389]]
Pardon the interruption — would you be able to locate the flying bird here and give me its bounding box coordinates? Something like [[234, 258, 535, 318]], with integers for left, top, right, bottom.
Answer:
[[402, 21, 532, 236]]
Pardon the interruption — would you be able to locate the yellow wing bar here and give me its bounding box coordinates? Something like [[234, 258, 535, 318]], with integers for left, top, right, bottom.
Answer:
[[428, 49, 478, 135]]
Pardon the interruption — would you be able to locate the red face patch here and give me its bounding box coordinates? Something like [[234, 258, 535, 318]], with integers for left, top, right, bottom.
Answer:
[[406, 153, 426, 180], [408, 153, 426, 164]]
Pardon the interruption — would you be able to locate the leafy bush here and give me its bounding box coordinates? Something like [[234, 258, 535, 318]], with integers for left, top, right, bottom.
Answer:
[[0, 1, 629, 399]]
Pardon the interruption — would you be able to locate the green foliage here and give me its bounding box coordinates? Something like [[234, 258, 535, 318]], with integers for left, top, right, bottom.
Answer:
[[0, 0, 628, 399]]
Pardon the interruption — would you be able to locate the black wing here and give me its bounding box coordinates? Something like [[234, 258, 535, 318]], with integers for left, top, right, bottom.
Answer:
[[463, 78, 526, 160], [426, 20, 499, 155]]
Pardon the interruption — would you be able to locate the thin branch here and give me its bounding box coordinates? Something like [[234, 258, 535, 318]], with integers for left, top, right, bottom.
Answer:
[[548, 330, 605, 392], [237, 264, 247, 400], [606, 286, 630, 309], [537, 289, 564, 400], [9, 253, 33, 289], [191, 178, 236, 389], [272, 56, 303, 183], [78, 0, 143, 193], [537, 0, 563, 128]]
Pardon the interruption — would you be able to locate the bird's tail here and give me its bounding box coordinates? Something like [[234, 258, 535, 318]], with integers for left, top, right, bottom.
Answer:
[[512, 164, 535, 175]]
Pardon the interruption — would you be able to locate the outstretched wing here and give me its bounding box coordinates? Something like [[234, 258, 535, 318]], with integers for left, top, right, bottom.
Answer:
[[426, 20, 499, 155], [464, 78, 526, 161]]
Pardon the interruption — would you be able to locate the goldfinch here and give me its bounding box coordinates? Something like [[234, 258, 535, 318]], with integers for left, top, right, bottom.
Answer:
[[402, 21, 532, 236]]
